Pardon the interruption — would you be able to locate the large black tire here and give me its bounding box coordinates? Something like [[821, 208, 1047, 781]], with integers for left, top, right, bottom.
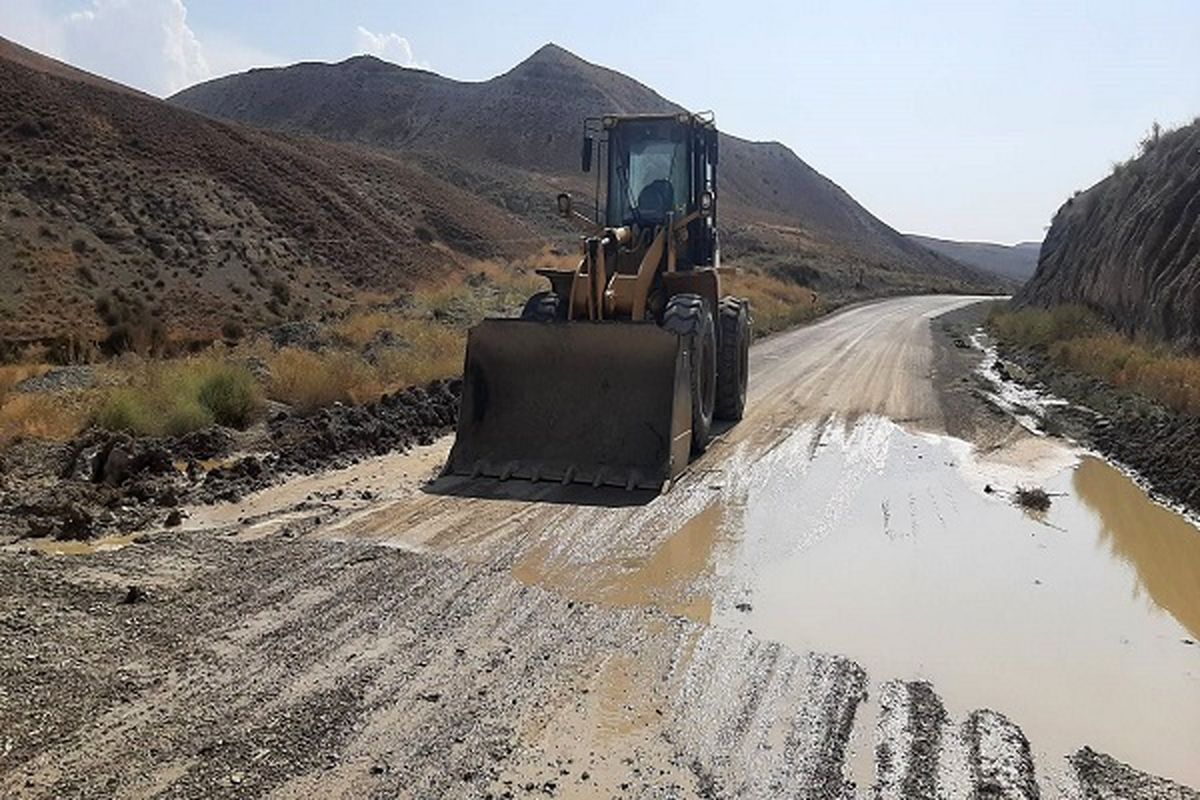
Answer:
[[715, 297, 750, 421], [662, 293, 716, 454], [520, 291, 565, 322]]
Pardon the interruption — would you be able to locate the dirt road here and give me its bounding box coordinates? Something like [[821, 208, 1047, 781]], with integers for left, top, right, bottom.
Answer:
[[2, 295, 1197, 799]]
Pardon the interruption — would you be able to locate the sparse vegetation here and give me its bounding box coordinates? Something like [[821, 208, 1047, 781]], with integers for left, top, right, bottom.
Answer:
[[94, 358, 263, 436], [94, 291, 166, 356], [725, 268, 822, 338], [267, 348, 377, 411], [988, 305, 1200, 415], [271, 318, 464, 411], [986, 305, 1103, 348], [0, 392, 89, 444], [0, 365, 92, 444]]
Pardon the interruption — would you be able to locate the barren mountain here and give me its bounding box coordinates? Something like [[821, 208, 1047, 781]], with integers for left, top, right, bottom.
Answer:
[[1017, 120, 1200, 346], [0, 37, 538, 347], [172, 44, 988, 286], [908, 235, 1039, 284]]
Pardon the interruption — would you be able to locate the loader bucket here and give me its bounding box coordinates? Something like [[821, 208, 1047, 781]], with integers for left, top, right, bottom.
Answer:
[[445, 319, 693, 491]]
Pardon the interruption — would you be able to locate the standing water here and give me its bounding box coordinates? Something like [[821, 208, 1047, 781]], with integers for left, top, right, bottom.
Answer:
[[707, 417, 1200, 789]]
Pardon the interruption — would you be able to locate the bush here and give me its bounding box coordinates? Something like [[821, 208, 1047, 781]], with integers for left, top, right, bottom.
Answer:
[[1014, 486, 1052, 513], [196, 365, 261, 427], [94, 359, 264, 436]]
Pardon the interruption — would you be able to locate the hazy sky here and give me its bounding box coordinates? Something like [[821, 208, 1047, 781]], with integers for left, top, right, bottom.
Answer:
[[5, 1, 1199, 244]]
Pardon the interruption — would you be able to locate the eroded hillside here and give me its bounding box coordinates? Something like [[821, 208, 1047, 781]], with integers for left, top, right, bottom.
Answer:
[[1017, 120, 1200, 346], [0, 38, 540, 347]]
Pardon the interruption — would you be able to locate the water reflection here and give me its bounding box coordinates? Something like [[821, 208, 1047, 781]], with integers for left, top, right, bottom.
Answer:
[[1073, 456, 1200, 639]]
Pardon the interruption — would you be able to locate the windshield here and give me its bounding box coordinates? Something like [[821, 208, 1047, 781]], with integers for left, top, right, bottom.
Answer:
[[606, 120, 689, 227]]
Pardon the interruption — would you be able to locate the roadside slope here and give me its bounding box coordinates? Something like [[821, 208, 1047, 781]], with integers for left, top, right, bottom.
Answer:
[[1016, 120, 1200, 346]]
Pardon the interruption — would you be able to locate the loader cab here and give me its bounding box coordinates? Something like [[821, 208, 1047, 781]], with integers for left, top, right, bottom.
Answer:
[[583, 112, 719, 269]]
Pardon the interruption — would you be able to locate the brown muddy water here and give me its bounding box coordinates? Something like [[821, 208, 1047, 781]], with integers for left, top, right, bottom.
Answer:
[[692, 417, 1200, 789], [508, 415, 1200, 789]]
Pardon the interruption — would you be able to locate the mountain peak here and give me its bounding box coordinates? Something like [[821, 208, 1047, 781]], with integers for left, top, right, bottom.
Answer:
[[506, 42, 594, 76]]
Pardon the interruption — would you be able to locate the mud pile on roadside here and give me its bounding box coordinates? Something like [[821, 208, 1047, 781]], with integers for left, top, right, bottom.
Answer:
[[0, 380, 460, 541]]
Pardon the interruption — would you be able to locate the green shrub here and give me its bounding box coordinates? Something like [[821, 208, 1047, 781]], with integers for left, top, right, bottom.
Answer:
[[196, 364, 261, 427], [94, 359, 263, 436]]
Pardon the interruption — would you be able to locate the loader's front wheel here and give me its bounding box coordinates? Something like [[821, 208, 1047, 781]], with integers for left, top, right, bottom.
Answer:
[[520, 291, 565, 322], [715, 297, 750, 421], [663, 293, 716, 454]]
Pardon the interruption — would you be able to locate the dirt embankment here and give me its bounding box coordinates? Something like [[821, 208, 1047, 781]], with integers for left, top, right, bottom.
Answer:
[[0, 380, 460, 543]]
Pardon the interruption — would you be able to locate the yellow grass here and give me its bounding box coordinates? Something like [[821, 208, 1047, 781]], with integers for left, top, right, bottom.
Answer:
[[1051, 335, 1200, 415], [725, 268, 822, 337], [0, 363, 52, 401], [269, 319, 464, 412], [0, 392, 89, 444], [0, 364, 89, 444], [371, 320, 464, 388], [989, 305, 1200, 416], [268, 349, 378, 410]]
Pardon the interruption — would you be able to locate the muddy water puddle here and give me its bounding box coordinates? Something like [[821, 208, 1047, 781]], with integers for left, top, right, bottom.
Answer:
[[702, 417, 1200, 788], [506, 415, 1200, 787]]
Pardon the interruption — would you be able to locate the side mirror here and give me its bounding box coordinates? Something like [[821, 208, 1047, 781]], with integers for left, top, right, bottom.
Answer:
[[581, 135, 593, 173], [556, 192, 573, 217], [700, 190, 714, 214]]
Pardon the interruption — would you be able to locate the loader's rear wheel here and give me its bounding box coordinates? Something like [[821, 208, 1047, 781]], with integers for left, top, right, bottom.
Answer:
[[715, 297, 750, 421], [520, 291, 565, 322], [663, 293, 716, 454]]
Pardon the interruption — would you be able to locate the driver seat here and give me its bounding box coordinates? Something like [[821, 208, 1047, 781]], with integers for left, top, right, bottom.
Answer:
[[635, 179, 675, 223]]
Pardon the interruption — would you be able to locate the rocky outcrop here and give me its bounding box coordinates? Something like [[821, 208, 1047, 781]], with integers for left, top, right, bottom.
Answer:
[[1017, 120, 1200, 347]]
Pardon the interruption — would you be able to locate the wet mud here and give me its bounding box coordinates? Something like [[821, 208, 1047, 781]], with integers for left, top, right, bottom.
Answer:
[[0, 379, 460, 543]]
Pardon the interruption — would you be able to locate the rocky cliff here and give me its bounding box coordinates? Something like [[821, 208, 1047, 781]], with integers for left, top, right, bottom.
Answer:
[[1017, 121, 1200, 346]]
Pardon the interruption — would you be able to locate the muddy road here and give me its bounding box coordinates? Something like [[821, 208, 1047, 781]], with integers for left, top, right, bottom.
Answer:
[[2, 295, 1199, 799]]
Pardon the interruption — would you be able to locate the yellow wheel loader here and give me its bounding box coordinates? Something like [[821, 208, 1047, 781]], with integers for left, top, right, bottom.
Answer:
[[445, 111, 750, 491]]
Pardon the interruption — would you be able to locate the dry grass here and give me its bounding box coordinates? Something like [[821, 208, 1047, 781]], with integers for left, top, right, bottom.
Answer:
[[986, 305, 1104, 349], [725, 267, 822, 337], [1050, 335, 1200, 415], [267, 348, 379, 411], [405, 259, 545, 326], [988, 305, 1200, 415], [0, 392, 90, 444], [0, 363, 52, 400], [269, 319, 463, 412], [0, 364, 87, 444]]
